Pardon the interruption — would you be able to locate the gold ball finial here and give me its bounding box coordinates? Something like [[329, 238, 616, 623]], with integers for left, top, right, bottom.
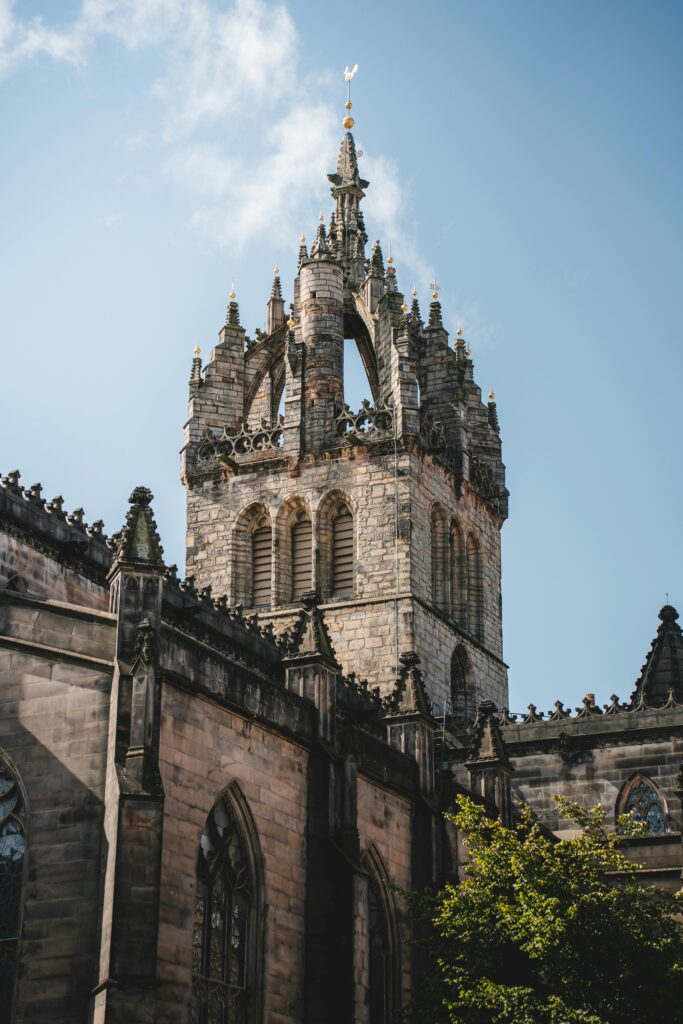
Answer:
[[300, 232, 306, 242], [319, 213, 324, 222], [287, 317, 296, 330], [229, 280, 236, 301], [193, 344, 201, 357], [343, 115, 355, 129], [456, 316, 463, 338], [387, 255, 394, 266], [274, 265, 279, 275], [488, 388, 495, 402], [465, 346, 472, 358], [345, 100, 353, 110], [412, 286, 417, 298], [400, 303, 408, 314]]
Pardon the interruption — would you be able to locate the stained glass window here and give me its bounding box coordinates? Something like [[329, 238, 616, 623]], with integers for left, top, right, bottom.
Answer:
[[622, 775, 667, 834], [0, 760, 26, 1020], [191, 795, 252, 1024]]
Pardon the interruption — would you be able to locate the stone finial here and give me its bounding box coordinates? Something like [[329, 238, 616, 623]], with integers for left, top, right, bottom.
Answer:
[[189, 345, 203, 388], [225, 286, 240, 327], [428, 297, 443, 329], [270, 271, 283, 301], [488, 395, 500, 433], [310, 218, 330, 259], [298, 233, 308, 265], [466, 700, 512, 767], [110, 486, 165, 572], [410, 288, 422, 324], [1, 470, 22, 495], [384, 652, 433, 718], [283, 590, 338, 664], [369, 241, 385, 278]]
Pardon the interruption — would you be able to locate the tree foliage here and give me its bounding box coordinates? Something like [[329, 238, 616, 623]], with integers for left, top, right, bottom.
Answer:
[[409, 796, 683, 1024]]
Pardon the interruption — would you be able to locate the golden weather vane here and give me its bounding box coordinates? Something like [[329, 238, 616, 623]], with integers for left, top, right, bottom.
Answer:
[[343, 64, 358, 129]]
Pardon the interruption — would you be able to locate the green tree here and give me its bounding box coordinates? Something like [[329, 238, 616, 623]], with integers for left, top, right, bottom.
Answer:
[[409, 796, 683, 1024]]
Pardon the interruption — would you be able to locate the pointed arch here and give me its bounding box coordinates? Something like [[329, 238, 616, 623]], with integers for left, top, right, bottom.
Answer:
[[450, 517, 466, 625], [465, 531, 484, 640], [190, 781, 265, 1024], [451, 644, 476, 724], [231, 503, 273, 608], [317, 490, 356, 600], [0, 752, 28, 1019], [431, 504, 450, 616], [362, 845, 401, 1024], [275, 496, 313, 605], [617, 772, 667, 834]]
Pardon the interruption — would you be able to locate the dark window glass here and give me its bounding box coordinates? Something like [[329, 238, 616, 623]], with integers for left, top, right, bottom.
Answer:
[[624, 778, 666, 834], [191, 798, 251, 1024], [368, 875, 389, 1024], [0, 762, 26, 1020]]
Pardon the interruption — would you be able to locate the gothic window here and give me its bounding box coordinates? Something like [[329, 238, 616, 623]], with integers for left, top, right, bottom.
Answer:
[[291, 511, 313, 601], [332, 504, 354, 596], [466, 533, 484, 640], [431, 506, 449, 615], [451, 645, 472, 723], [450, 519, 465, 625], [250, 518, 272, 608], [363, 847, 400, 1024], [191, 788, 263, 1024], [618, 773, 667, 834], [0, 759, 27, 1019]]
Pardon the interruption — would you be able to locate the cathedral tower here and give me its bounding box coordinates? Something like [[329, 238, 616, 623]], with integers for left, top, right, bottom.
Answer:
[[181, 101, 509, 719]]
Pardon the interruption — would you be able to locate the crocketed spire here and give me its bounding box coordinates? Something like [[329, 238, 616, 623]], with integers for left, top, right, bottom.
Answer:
[[298, 233, 308, 266], [328, 131, 368, 191], [189, 345, 202, 388], [270, 271, 283, 301], [630, 604, 683, 708], [225, 287, 240, 327], [410, 289, 422, 324], [428, 295, 443, 328], [310, 218, 330, 259], [369, 241, 385, 278], [110, 487, 165, 572]]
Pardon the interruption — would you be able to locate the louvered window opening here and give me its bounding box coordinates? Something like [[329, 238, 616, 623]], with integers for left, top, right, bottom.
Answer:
[[251, 524, 272, 607], [291, 518, 312, 601], [332, 511, 354, 595]]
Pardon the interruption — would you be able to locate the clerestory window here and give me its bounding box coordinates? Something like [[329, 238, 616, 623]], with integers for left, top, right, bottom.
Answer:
[[0, 758, 27, 1019]]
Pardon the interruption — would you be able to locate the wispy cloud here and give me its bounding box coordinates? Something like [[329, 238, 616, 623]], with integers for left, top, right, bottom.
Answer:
[[0, 0, 440, 299]]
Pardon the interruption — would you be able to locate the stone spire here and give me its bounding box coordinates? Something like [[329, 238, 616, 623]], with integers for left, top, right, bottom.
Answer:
[[369, 241, 385, 278], [630, 604, 683, 708], [410, 288, 422, 325], [298, 233, 308, 266], [225, 285, 240, 327], [465, 700, 514, 824], [328, 131, 369, 262], [267, 267, 285, 333], [310, 217, 331, 259], [189, 345, 202, 388]]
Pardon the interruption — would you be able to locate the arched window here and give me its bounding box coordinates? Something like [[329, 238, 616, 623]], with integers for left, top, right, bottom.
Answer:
[[431, 506, 449, 615], [291, 511, 313, 601], [617, 773, 667, 834], [191, 787, 263, 1024], [450, 519, 465, 625], [363, 847, 400, 1024], [466, 533, 484, 640], [332, 504, 354, 596], [251, 517, 272, 608], [451, 645, 474, 724], [0, 758, 27, 1017]]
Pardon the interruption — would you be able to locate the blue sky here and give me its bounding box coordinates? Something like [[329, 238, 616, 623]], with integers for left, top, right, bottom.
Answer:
[[1, 0, 682, 713]]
